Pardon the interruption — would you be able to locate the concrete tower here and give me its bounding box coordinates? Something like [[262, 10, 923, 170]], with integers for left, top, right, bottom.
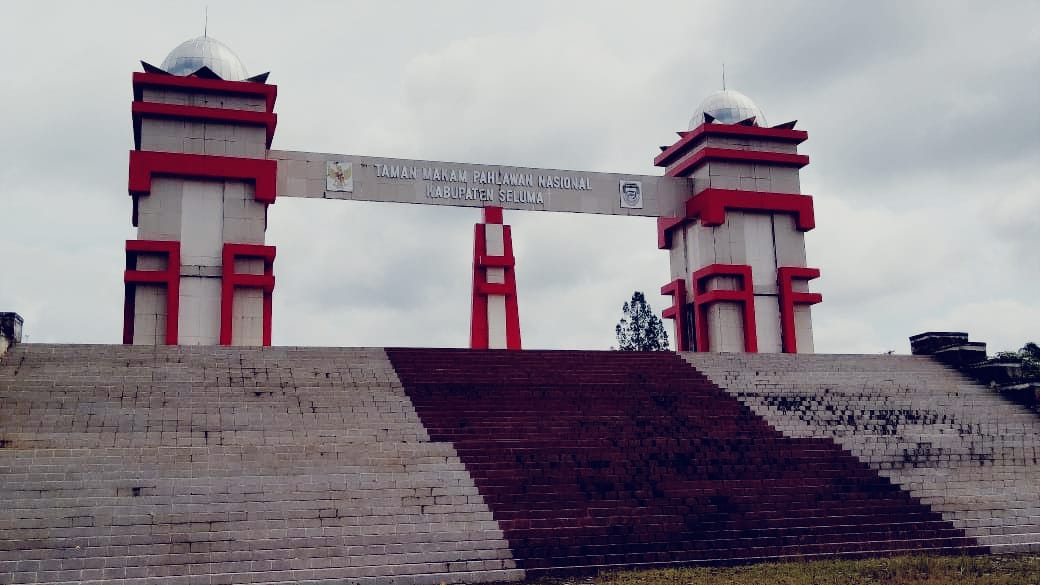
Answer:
[[123, 37, 278, 346], [657, 90, 821, 353]]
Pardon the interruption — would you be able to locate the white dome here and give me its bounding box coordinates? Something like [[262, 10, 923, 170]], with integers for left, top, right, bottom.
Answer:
[[161, 36, 248, 81], [689, 90, 767, 129]]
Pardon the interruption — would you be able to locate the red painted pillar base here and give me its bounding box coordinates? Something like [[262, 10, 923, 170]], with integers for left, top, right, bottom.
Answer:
[[470, 207, 521, 350], [220, 243, 276, 347], [660, 278, 690, 352]]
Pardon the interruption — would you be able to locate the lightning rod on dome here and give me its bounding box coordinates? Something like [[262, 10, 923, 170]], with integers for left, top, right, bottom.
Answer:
[[204, 6, 208, 37], [722, 63, 726, 91]]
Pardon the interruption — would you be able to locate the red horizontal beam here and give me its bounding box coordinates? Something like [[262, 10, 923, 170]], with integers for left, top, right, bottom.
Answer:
[[477, 255, 516, 268], [666, 147, 809, 178], [132, 101, 277, 148], [133, 72, 277, 112], [126, 239, 180, 255], [223, 243, 277, 262], [477, 282, 515, 296], [655, 123, 808, 167], [123, 270, 171, 284]]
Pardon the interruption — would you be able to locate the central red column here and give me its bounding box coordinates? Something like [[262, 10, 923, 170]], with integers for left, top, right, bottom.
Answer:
[[470, 207, 521, 349]]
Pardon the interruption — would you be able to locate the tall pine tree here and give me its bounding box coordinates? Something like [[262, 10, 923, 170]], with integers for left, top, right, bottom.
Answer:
[[615, 291, 670, 351]]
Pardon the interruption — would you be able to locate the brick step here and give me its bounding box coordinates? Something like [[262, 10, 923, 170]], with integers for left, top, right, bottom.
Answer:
[[510, 529, 972, 552], [0, 545, 517, 570], [516, 539, 984, 570], [683, 350, 1040, 554], [1, 345, 523, 584], [495, 517, 960, 537], [484, 503, 943, 522], [18, 565, 524, 585], [387, 348, 979, 569], [0, 529, 515, 555], [488, 503, 944, 520]]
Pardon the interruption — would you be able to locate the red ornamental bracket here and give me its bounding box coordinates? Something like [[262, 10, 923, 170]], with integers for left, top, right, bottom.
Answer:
[[687, 189, 815, 230], [220, 243, 276, 347], [657, 216, 686, 249], [691, 263, 758, 353], [660, 278, 689, 352], [657, 189, 815, 249], [777, 266, 823, 354], [128, 150, 278, 207], [123, 239, 181, 345], [470, 207, 521, 350]]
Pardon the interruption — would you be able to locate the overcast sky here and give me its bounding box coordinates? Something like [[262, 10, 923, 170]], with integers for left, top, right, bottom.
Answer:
[[1, 1, 1037, 354]]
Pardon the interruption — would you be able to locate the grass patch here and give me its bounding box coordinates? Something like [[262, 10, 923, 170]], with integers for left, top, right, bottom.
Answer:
[[530, 555, 1040, 585]]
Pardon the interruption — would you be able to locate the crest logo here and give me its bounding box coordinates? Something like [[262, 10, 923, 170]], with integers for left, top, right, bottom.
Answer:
[[326, 161, 354, 192], [619, 180, 643, 209]]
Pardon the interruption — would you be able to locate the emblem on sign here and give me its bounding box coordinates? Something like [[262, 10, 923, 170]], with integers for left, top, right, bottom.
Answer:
[[326, 161, 354, 192], [619, 180, 643, 209]]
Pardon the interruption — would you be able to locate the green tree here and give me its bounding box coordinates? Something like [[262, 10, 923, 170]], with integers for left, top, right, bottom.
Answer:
[[615, 291, 670, 351], [994, 341, 1040, 378]]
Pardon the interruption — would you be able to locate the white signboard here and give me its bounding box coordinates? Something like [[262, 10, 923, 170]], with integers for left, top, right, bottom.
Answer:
[[271, 150, 691, 218]]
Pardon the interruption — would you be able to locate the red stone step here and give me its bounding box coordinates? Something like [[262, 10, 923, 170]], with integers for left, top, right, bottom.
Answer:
[[386, 348, 976, 571]]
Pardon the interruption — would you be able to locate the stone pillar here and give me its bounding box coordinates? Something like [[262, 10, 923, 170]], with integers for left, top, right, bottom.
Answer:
[[656, 122, 821, 353], [124, 72, 278, 345], [471, 207, 521, 349], [0, 313, 23, 357]]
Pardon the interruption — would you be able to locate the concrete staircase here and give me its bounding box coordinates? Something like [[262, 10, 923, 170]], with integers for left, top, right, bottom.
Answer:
[[387, 348, 978, 573], [681, 352, 1040, 554], [5, 345, 1032, 584], [0, 344, 520, 585]]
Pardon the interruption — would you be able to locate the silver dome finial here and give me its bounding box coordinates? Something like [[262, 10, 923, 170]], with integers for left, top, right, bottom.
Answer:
[[160, 35, 248, 81], [689, 89, 766, 129]]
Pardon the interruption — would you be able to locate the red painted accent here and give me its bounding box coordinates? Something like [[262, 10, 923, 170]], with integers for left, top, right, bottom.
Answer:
[[470, 211, 521, 350], [131, 101, 277, 149], [691, 264, 757, 353], [655, 123, 808, 167], [470, 225, 489, 350], [666, 147, 809, 178], [658, 190, 815, 250], [483, 206, 504, 224], [220, 244, 276, 346], [476, 282, 514, 296], [660, 278, 689, 352], [132, 72, 277, 112], [123, 240, 180, 345], [687, 189, 815, 229], [777, 267, 823, 354], [657, 216, 684, 249], [387, 348, 975, 569], [128, 150, 278, 215]]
